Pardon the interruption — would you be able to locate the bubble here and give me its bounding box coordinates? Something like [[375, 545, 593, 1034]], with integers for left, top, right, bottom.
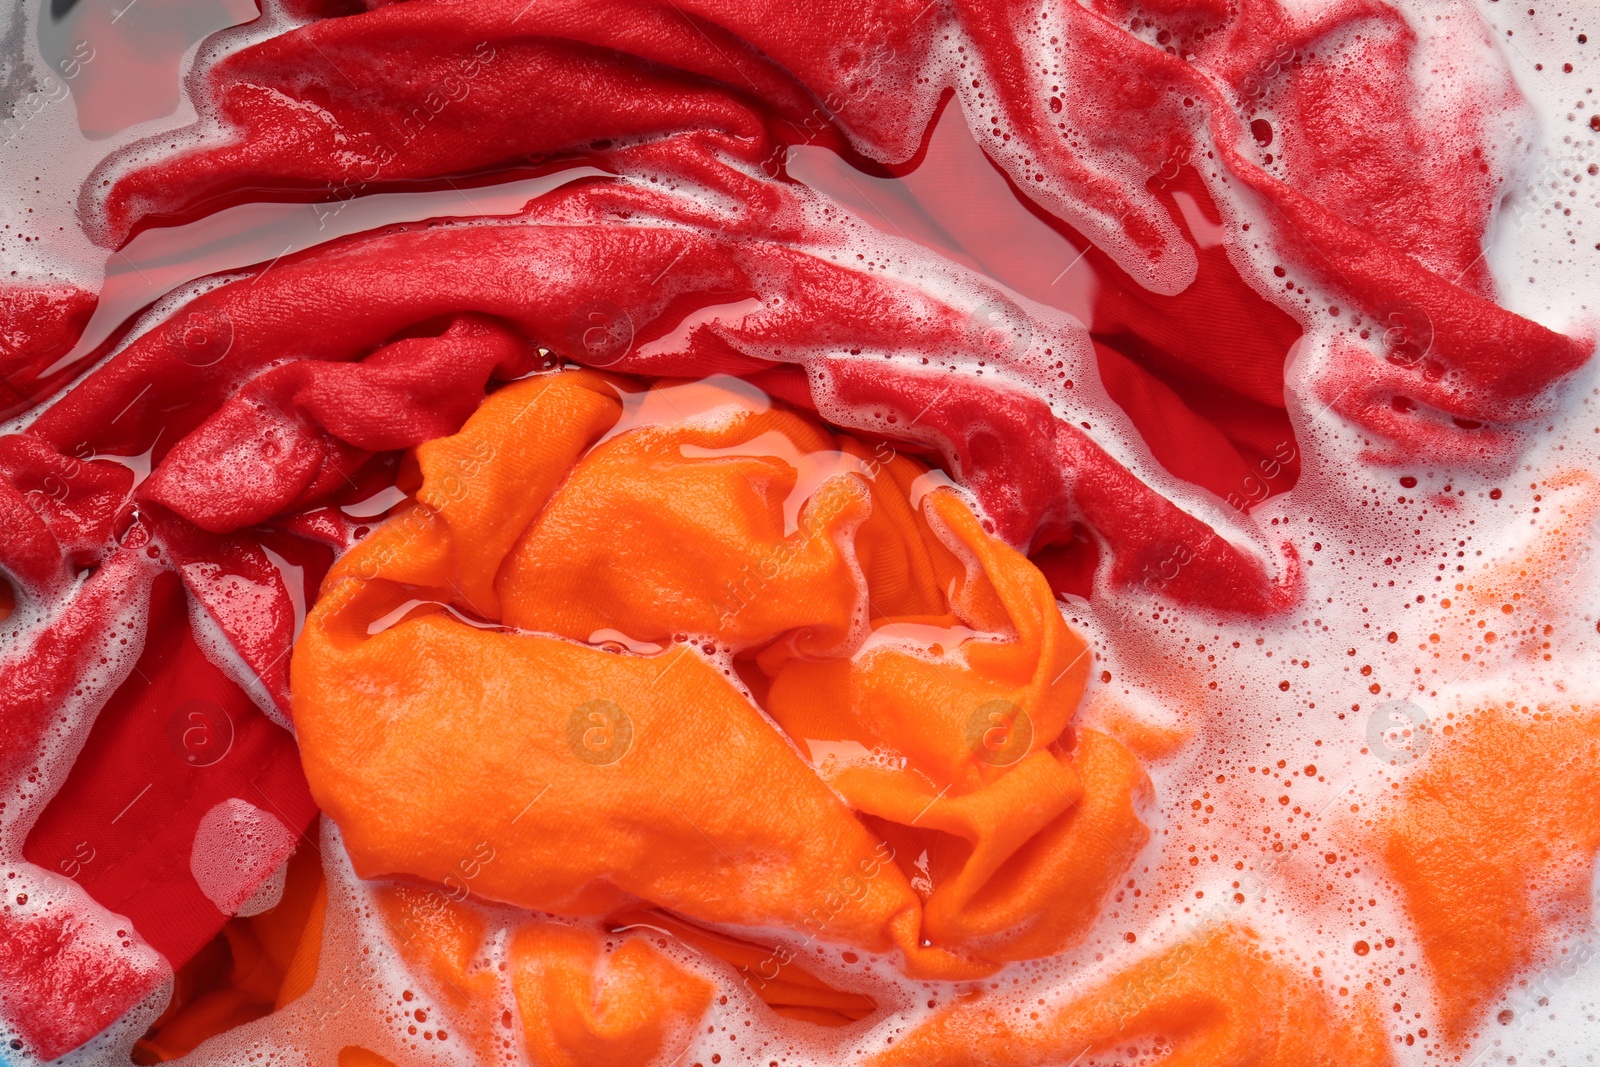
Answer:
[[1374, 303, 1435, 369], [1591, 852, 1600, 930], [190, 799, 297, 914], [566, 301, 635, 367], [964, 299, 1034, 361], [1365, 699, 1432, 766], [168, 305, 235, 368]]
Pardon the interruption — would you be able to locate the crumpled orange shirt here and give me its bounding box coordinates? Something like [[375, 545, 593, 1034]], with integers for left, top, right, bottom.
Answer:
[[291, 370, 1150, 983]]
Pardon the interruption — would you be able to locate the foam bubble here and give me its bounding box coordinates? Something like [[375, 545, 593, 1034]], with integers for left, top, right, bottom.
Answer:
[[190, 799, 298, 916]]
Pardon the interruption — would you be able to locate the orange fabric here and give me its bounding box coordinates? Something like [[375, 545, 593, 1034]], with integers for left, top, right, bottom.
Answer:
[[372, 882, 711, 1067], [1081, 695, 1193, 762], [376, 885, 499, 1010], [608, 907, 877, 1025], [511, 921, 713, 1067], [1438, 470, 1600, 663], [871, 924, 1395, 1067], [291, 371, 1147, 981], [1468, 470, 1599, 618], [1373, 703, 1600, 1041], [373, 884, 501, 1063], [132, 844, 325, 1062], [275, 876, 326, 1011], [497, 396, 889, 651]]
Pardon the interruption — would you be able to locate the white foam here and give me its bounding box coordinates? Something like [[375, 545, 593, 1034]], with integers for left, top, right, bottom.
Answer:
[[190, 798, 298, 916]]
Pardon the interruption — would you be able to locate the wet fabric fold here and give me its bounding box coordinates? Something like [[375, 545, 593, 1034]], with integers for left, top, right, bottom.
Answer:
[[18, 176, 1301, 617], [0, 0, 1591, 1057], [81, 0, 1591, 463], [869, 923, 1396, 1067], [292, 371, 1149, 979]]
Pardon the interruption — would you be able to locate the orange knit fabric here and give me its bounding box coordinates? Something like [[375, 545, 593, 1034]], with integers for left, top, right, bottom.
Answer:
[[291, 371, 1149, 984], [871, 924, 1395, 1067]]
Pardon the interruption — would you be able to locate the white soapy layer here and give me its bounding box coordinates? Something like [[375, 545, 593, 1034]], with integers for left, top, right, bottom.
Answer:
[[186, 577, 293, 731], [190, 798, 298, 916], [0, 562, 169, 1067], [1476, 0, 1600, 341]]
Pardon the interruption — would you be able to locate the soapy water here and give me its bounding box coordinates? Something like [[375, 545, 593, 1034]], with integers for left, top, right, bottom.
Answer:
[[2, 0, 1600, 1064], [188, 798, 297, 916]]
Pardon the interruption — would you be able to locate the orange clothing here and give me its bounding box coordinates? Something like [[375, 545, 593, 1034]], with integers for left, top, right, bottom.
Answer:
[[872, 924, 1395, 1067], [1374, 703, 1600, 1040], [291, 371, 1147, 980], [374, 884, 714, 1067], [132, 844, 325, 1063]]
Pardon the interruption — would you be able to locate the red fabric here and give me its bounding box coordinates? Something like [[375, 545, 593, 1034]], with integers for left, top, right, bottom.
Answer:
[[0, 248, 532, 1059], [32, 178, 1302, 612], [1082, 171, 1303, 506], [155, 514, 322, 714], [79, 0, 1588, 459], [142, 313, 538, 533], [23, 571, 319, 973], [52, 0, 1583, 599], [0, 543, 168, 1061], [2, 545, 319, 1058], [778, 105, 1305, 510], [0, 283, 98, 420], [0, 435, 134, 594], [0, 542, 154, 789], [0, 892, 166, 1064]]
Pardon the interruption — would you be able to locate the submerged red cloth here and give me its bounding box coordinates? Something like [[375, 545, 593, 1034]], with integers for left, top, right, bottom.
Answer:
[[0, 283, 98, 421], [78, 0, 1588, 450], [22, 571, 319, 969], [1, 313, 535, 1055], [23, 175, 1302, 615]]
